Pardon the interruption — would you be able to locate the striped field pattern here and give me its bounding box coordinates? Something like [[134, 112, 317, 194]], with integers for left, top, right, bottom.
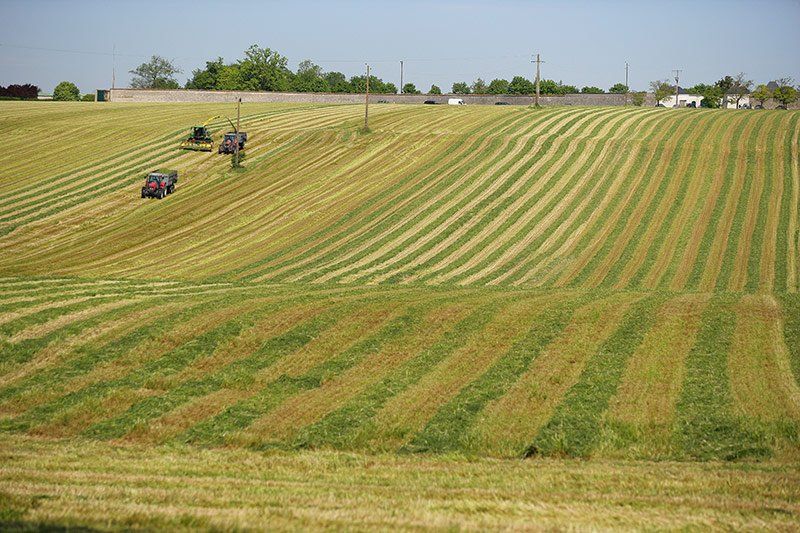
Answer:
[[0, 101, 799, 464]]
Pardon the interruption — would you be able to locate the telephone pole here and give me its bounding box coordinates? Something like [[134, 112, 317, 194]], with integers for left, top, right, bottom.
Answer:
[[531, 53, 544, 106], [625, 62, 629, 89], [364, 64, 370, 130], [234, 97, 241, 168], [625, 61, 629, 105], [400, 60, 404, 94], [112, 44, 116, 89], [672, 69, 682, 108]]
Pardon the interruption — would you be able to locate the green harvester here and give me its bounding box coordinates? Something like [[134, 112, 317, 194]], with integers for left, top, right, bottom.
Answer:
[[180, 115, 220, 152]]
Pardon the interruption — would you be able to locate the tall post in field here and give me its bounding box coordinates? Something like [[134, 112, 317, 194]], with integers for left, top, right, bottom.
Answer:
[[400, 60, 404, 94], [112, 44, 116, 89], [365, 64, 370, 130], [625, 61, 629, 90], [234, 97, 241, 167], [672, 69, 682, 108], [625, 61, 629, 104], [531, 53, 543, 106]]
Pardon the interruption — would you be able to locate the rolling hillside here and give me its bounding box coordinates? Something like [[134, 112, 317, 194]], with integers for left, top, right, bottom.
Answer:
[[0, 101, 798, 464], [1, 102, 797, 292]]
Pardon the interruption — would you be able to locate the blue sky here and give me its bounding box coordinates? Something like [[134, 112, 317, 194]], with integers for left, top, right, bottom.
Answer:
[[1, 0, 798, 93]]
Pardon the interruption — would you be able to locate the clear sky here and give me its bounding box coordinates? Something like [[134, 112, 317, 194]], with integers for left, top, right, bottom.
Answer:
[[1, 0, 798, 94]]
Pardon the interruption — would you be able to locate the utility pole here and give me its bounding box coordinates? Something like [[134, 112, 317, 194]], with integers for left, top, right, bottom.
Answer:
[[112, 44, 116, 89], [625, 62, 629, 90], [365, 64, 370, 130], [531, 53, 544, 106], [400, 60, 404, 94], [672, 69, 682, 108], [234, 97, 241, 168], [625, 61, 629, 105]]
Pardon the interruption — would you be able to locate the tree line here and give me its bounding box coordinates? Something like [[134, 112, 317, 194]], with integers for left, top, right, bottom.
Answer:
[[0, 84, 40, 99], [127, 45, 634, 96], [649, 73, 798, 108]]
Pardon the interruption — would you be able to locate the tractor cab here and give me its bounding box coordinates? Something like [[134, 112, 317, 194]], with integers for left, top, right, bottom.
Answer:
[[190, 126, 210, 140], [218, 131, 248, 154], [180, 120, 217, 152], [145, 174, 162, 189]]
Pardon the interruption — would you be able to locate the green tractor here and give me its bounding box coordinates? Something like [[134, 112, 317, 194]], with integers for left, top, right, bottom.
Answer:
[[179, 115, 219, 152]]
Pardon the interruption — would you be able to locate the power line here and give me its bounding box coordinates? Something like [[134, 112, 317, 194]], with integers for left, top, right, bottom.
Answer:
[[0, 42, 147, 58], [0, 42, 537, 69]]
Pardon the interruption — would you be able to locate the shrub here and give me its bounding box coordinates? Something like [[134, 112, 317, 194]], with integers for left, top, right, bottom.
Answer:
[[4, 84, 39, 99], [53, 81, 80, 101], [81, 93, 95, 102]]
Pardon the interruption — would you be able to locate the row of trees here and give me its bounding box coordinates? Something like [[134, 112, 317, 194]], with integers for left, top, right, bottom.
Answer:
[[650, 72, 798, 108], [0, 84, 40, 99], [178, 48, 399, 94], [130, 46, 631, 96], [444, 78, 628, 95], [128, 48, 799, 107]]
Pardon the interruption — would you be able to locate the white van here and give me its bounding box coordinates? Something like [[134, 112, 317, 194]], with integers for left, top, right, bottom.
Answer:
[[447, 98, 466, 106]]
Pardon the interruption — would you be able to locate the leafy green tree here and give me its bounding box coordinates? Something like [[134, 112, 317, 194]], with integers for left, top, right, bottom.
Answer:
[[216, 64, 244, 90], [559, 84, 579, 94], [537, 79, 561, 94], [402, 83, 421, 94], [751, 84, 772, 107], [471, 78, 488, 94], [452, 82, 471, 94], [631, 91, 646, 106], [487, 78, 509, 94], [428, 84, 442, 95], [350, 75, 394, 94], [508, 76, 535, 95], [349, 75, 369, 93], [773, 85, 798, 108], [650, 79, 673, 105], [129, 55, 181, 89], [81, 93, 95, 102], [185, 58, 225, 90], [609, 83, 629, 94], [581, 86, 604, 94], [715, 75, 735, 93], [688, 84, 723, 108], [324, 72, 350, 93], [53, 81, 80, 101], [292, 60, 328, 92], [235, 45, 292, 92]]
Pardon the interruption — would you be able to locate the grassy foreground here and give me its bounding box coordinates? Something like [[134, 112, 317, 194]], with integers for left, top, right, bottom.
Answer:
[[1, 435, 798, 531]]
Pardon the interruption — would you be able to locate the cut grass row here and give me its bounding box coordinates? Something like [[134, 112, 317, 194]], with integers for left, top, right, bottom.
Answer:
[[2, 434, 797, 531], [2, 281, 798, 460]]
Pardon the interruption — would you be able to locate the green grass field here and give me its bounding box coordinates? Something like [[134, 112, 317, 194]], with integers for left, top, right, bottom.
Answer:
[[0, 101, 798, 529]]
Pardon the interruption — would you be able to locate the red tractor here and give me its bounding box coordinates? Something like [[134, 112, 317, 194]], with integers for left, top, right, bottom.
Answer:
[[141, 170, 178, 199], [218, 132, 248, 154]]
